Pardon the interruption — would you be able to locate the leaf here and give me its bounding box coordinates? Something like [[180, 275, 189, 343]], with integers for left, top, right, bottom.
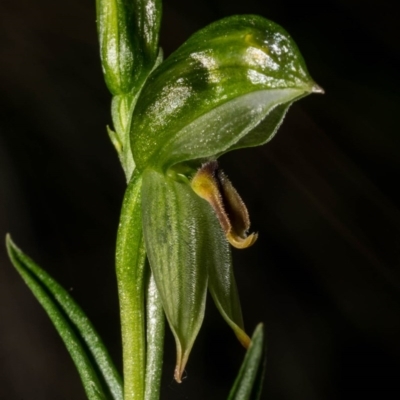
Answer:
[[131, 15, 320, 170], [141, 168, 208, 382], [96, 0, 162, 95], [6, 235, 121, 400], [228, 324, 266, 400]]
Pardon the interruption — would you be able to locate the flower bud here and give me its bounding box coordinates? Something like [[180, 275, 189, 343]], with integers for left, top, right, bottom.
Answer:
[[96, 0, 162, 95]]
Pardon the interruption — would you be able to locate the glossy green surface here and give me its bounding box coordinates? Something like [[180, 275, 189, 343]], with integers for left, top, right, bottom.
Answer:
[[131, 15, 317, 171], [96, 0, 162, 95], [6, 236, 122, 400], [6, 0, 323, 397]]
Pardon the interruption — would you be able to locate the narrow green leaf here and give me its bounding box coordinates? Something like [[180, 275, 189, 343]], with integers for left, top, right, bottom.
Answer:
[[228, 324, 266, 400], [144, 268, 165, 400], [96, 0, 162, 95], [141, 168, 208, 382], [131, 15, 319, 170], [116, 171, 146, 400], [6, 235, 116, 400], [250, 353, 267, 400]]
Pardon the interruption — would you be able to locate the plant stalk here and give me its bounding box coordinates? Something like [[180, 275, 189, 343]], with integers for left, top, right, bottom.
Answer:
[[145, 269, 165, 400], [116, 172, 146, 400]]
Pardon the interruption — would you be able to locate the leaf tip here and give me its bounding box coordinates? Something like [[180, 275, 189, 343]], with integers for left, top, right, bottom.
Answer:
[[251, 323, 265, 349], [5, 233, 16, 255]]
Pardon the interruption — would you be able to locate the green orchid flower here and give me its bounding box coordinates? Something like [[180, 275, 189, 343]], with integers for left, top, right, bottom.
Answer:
[[6, 1, 322, 399], [117, 14, 322, 383]]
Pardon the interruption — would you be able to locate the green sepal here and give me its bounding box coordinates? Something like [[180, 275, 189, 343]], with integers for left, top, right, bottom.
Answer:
[[131, 14, 320, 170], [141, 168, 208, 382], [96, 0, 162, 95], [204, 212, 251, 348], [141, 169, 250, 381], [6, 235, 122, 400], [228, 324, 266, 400]]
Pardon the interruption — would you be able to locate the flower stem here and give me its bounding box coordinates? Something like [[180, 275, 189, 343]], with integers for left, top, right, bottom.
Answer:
[[116, 172, 146, 400], [145, 269, 165, 400]]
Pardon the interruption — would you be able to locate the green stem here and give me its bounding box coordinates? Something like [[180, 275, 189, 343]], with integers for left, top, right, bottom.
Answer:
[[116, 172, 146, 400], [144, 269, 165, 400]]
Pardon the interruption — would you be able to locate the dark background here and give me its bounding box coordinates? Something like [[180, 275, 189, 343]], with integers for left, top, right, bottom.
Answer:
[[1, 0, 399, 399]]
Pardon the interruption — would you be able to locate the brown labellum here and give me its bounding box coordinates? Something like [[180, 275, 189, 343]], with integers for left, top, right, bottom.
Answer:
[[191, 161, 258, 249]]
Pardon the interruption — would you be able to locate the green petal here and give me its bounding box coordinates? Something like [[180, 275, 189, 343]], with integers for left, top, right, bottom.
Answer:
[[141, 169, 208, 382], [202, 204, 251, 348], [228, 324, 266, 400], [6, 235, 119, 400], [96, 0, 162, 95], [131, 15, 319, 170]]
